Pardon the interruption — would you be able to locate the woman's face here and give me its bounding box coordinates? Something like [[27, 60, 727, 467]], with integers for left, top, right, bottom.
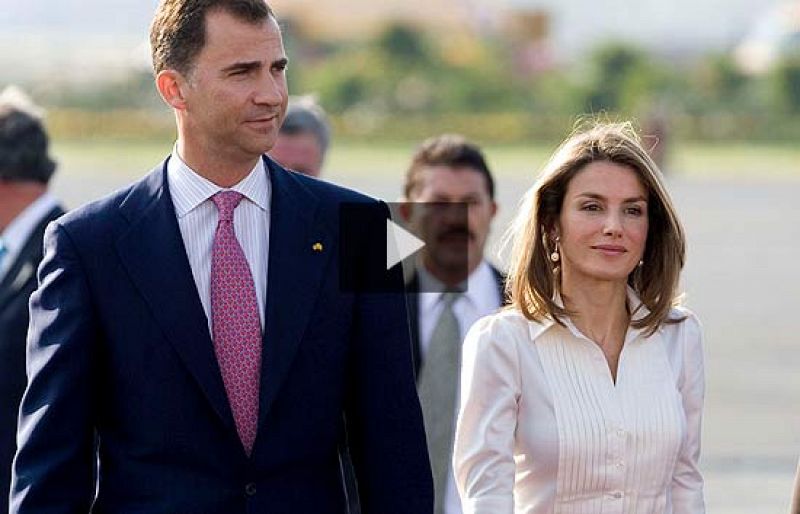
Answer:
[[556, 161, 649, 287]]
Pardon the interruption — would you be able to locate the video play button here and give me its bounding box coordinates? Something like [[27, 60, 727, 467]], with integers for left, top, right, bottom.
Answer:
[[386, 219, 425, 270], [339, 201, 466, 293]]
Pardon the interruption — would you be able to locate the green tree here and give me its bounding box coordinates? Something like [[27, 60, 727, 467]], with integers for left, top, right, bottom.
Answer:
[[376, 22, 431, 64], [771, 56, 800, 113], [584, 42, 649, 112]]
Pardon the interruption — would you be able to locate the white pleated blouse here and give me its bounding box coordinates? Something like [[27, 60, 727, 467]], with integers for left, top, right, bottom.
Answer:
[[453, 290, 705, 514]]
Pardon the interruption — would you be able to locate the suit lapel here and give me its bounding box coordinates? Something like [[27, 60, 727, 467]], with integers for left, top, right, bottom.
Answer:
[[490, 265, 509, 306], [114, 158, 335, 438], [115, 162, 236, 434], [0, 206, 64, 311], [0, 256, 34, 312], [406, 274, 422, 379], [258, 158, 331, 427]]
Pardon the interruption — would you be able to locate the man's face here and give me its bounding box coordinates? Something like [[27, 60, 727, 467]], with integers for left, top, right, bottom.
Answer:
[[407, 165, 497, 281], [269, 132, 324, 177], [179, 10, 288, 165]]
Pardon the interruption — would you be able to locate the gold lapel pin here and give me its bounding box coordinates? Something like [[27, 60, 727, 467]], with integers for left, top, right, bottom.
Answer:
[[312, 242, 324, 252]]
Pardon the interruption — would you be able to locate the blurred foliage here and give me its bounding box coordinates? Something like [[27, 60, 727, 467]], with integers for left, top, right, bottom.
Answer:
[[771, 56, 800, 114], [377, 23, 431, 64], [582, 43, 652, 112], [13, 20, 800, 144], [40, 70, 164, 111], [46, 109, 174, 142]]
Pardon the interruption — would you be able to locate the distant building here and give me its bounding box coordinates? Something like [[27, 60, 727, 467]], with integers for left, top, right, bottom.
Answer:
[[735, 1, 800, 74], [269, 0, 486, 39], [271, 0, 774, 59]]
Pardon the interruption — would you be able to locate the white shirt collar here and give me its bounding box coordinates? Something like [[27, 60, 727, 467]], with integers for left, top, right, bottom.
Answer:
[[0, 191, 58, 258], [418, 260, 498, 310], [0, 191, 58, 280], [167, 146, 270, 218], [527, 285, 651, 343]]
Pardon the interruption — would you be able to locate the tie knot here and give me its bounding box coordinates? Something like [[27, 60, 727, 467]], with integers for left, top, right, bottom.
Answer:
[[440, 291, 461, 309], [212, 191, 244, 222]]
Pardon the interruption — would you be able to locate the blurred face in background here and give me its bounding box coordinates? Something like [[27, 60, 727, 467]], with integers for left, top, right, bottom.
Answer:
[[269, 131, 324, 176], [406, 165, 497, 285]]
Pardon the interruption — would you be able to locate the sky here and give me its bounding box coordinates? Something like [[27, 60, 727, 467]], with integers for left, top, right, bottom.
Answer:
[[0, 0, 787, 82]]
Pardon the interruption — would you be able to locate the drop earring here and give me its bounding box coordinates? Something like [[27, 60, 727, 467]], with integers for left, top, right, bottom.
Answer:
[[550, 237, 560, 263]]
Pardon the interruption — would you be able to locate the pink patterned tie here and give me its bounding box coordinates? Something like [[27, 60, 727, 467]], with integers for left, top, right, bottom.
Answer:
[[210, 191, 261, 455]]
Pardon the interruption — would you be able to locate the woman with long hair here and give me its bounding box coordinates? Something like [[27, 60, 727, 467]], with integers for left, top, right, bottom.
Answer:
[[454, 122, 705, 513]]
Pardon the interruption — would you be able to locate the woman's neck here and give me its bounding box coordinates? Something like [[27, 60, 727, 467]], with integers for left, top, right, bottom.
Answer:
[[561, 277, 630, 348]]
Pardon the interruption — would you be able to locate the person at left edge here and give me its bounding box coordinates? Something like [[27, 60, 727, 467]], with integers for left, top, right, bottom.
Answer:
[[0, 86, 65, 514], [10, 1, 433, 513]]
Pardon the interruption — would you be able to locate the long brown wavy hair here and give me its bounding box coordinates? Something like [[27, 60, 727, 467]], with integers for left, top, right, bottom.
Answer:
[[505, 121, 686, 336]]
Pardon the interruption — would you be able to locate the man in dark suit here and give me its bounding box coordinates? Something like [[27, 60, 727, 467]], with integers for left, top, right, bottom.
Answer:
[[269, 95, 364, 514], [10, 1, 432, 513], [400, 135, 505, 514], [0, 87, 65, 514]]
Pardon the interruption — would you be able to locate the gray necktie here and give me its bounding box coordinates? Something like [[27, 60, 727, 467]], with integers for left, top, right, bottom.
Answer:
[[418, 291, 462, 514]]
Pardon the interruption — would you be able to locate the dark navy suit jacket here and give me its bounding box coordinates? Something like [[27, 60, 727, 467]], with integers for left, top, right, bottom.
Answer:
[[0, 204, 63, 514], [11, 157, 433, 514]]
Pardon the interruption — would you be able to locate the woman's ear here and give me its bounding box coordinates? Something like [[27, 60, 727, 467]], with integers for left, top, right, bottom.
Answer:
[[548, 223, 560, 243]]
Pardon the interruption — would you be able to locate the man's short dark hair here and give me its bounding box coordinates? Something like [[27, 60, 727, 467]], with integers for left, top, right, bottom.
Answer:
[[0, 89, 56, 184], [404, 134, 495, 200], [150, 0, 274, 76], [280, 97, 331, 156]]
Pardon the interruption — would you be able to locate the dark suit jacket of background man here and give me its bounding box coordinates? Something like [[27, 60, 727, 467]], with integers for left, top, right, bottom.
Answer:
[[0, 205, 63, 513], [407, 265, 507, 378], [11, 156, 433, 514]]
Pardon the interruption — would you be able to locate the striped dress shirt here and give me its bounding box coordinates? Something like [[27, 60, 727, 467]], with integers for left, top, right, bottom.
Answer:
[[454, 288, 705, 514], [167, 151, 271, 334]]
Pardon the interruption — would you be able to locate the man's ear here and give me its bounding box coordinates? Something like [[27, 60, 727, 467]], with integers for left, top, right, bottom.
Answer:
[[155, 69, 189, 110]]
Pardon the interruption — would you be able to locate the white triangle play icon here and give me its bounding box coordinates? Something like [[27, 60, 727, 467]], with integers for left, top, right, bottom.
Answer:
[[386, 219, 426, 270]]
